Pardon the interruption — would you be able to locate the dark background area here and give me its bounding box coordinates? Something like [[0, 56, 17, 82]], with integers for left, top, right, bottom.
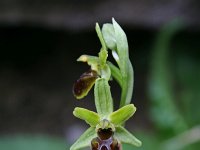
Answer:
[[0, 0, 200, 150]]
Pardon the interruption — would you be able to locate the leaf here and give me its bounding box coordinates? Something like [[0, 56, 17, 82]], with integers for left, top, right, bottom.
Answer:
[[115, 126, 142, 147], [148, 22, 187, 132], [73, 107, 100, 127], [0, 134, 67, 150], [94, 78, 113, 118], [73, 70, 98, 99], [109, 104, 136, 126], [70, 127, 96, 150]]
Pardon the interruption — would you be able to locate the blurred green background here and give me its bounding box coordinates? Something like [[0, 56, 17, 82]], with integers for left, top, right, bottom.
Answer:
[[0, 0, 200, 150]]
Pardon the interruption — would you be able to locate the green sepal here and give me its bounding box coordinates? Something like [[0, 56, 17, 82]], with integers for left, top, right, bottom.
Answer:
[[77, 55, 99, 72], [70, 127, 96, 150], [73, 107, 100, 127], [102, 23, 116, 50], [94, 78, 113, 118], [109, 104, 136, 126], [115, 126, 142, 147]]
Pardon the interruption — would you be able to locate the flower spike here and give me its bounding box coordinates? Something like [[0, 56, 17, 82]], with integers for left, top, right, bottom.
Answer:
[[70, 19, 142, 150]]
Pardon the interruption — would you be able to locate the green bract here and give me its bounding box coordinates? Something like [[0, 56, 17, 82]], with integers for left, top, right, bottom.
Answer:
[[71, 18, 142, 150], [102, 19, 134, 107]]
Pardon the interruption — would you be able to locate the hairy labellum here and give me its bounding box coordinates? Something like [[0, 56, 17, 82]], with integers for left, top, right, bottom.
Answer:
[[91, 128, 121, 150]]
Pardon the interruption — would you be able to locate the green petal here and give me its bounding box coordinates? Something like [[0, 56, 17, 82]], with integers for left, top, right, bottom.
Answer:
[[115, 126, 142, 147], [109, 104, 136, 126], [98, 49, 111, 80], [77, 55, 99, 72], [98, 48, 108, 67], [94, 78, 113, 118], [70, 127, 96, 150], [96, 23, 107, 51], [73, 107, 100, 127]]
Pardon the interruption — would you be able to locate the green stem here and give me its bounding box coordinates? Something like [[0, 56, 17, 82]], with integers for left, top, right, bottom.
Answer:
[[107, 61, 122, 87], [120, 60, 134, 107]]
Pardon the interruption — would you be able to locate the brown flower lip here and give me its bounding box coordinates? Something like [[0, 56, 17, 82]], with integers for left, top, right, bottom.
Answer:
[[91, 128, 121, 150], [73, 70, 98, 98]]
